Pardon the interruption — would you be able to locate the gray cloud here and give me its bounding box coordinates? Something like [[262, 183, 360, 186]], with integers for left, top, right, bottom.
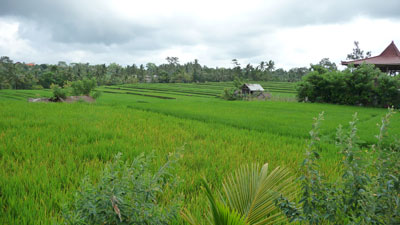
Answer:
[[1, 0, 157, 45], [2, 0, 400, 45], [264, 0, 400, 27], [1, 0, 400, 67]]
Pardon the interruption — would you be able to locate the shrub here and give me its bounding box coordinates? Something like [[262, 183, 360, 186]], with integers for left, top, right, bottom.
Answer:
[[344, 64, 378, 105], [70, 80, 84, 96], [0, 83, 12, 89], [31, 84, 44, 90], [220, 77, 249, 101], [62, 152, 181, 225], [70, 78, 97, 96], [90, 90, 102, 99], [50, 84, 68, 100], [276, 109, 400, 224], [82, 78, 97, 95], [297, 64, 400, 107], [221, 87, 239, 100], [375, 75, 400, 108]]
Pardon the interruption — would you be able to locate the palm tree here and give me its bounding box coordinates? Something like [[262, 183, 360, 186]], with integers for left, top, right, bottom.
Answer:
[[181, 163, 297, 225]]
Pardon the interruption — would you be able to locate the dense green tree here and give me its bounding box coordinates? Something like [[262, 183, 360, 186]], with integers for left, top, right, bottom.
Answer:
[[192, 59, 202, 82], [0, 56, 15, 89], [266, 60, 275, 72], [166, 56, 179, 65], [146, 63, 157, 76], [297, 63, 400, 107], [107, 63, 123, 85], [158, 71, 170, 83], [39, 72, 56, 89], [232, 59, 242, 79], [346, 41, 371, 60], [316, 58, 337, 72]]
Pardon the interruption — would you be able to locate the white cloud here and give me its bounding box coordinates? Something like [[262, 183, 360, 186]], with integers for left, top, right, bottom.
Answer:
[[269, 17, 400, 69], [0, 19, 35, 60]]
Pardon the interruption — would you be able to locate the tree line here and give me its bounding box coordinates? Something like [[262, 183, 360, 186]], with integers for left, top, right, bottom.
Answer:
[[0, 56, 310, 89], [0, 40, 382, 90]]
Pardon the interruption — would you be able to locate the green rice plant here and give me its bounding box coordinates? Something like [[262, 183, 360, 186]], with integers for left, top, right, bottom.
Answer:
[[62, 152, 181, 225]]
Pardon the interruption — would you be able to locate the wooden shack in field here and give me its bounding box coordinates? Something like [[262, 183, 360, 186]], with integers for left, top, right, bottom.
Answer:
[[241, 83, 264, 95]]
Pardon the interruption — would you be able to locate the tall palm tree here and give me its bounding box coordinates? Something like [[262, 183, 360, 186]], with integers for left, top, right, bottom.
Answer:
[[181, 163, 297, 225]]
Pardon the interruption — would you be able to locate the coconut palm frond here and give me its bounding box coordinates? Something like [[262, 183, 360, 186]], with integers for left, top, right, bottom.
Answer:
[[181, 163, 296, 225], [221, 163, 296, 225], [181, 179, 248, 225], [202, 178, 248, 225]]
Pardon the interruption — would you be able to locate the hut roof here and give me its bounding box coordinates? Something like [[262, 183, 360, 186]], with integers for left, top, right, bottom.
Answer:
[[342, 41, 400, 66], [243, 83, 264, 91]]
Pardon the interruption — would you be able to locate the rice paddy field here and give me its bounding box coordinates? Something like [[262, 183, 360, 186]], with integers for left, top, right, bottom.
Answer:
[[0, 82, 399, 224]]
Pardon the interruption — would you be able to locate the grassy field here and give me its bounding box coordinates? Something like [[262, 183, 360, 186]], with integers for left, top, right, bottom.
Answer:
[[0, 82, 398, 224]]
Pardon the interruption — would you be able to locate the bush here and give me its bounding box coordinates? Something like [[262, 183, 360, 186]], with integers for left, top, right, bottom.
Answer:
[[277, 109, 400, 224], [221, 87, 239, 100], [31, 84, 44, 90], [90, 90, 102, 99], [70, 80, 84, 96], [297, 64, 400, 107], [62, 152, 181, 225], [0, 82, 12, 89], [82, 78, 97, 95], [50, 84, 68, 100], [71, 78, 97, 96]]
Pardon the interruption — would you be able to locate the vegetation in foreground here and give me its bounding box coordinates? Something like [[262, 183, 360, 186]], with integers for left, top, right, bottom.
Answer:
[[63, 153, 181, 224], [277, 109, 399, 224]]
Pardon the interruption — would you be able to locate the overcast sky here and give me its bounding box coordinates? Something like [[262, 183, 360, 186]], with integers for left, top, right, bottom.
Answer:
[[1, 0, 400, 69]]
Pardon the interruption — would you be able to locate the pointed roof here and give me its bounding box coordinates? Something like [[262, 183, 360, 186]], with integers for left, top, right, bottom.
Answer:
[[342, 41, 400, 66]]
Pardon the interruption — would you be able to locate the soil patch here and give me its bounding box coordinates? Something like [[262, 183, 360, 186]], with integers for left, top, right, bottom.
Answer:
[[28, 96, 95, 103]]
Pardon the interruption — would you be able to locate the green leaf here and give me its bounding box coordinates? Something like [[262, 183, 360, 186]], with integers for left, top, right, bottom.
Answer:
[[221, 163, 296, 225]]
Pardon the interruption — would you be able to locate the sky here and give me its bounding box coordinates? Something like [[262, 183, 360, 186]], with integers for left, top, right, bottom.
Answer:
[[1, 0, 400, 69]]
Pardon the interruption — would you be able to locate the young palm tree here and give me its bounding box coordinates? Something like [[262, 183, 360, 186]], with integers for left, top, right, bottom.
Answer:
[[181, 163, 296, 225]]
